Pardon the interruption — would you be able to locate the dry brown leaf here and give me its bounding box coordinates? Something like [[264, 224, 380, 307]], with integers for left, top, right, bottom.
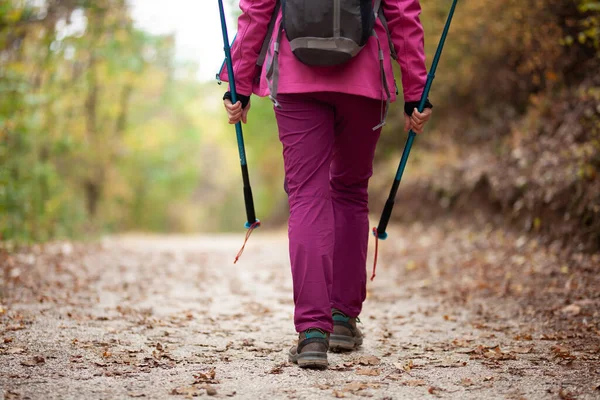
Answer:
[[194, 368, 219, 384], [4, 337, 14, 343], [357, 355, 381, 366], [356, 367, 381, 376], [483, 376, 494, 382], [393, 362, 405, 371], [513, 333, 533, 341], [21, 356, 45, 367], [8, 347, 25, 354], [483, 346, 516, 361], [5, 390, 22, 400], [541, 333, 561, 341], [428, 386, 443, 395], [330, 364, 353, 371], [343, 382, 368, 392], [551, 345, 577, 362], [333, 390, 345, 398], [452, 338, 472, 347], [6, 324, 25, 332], [403, 379, 426, 387], [512, 346, 534, 354], [561, 304, 581, 317], [460, 378, 474, 387], [269, 362, 287, 374], [558, 388, 576, 400], [385, 373, 404, 381]]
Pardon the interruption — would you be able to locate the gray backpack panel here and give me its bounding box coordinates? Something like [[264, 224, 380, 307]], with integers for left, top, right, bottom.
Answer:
[[282, 0, 375, 66]]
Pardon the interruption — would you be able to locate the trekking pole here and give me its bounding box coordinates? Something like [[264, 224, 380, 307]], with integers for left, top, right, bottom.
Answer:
[[217, 0, 261, 262], [371, 0, 459, 279]]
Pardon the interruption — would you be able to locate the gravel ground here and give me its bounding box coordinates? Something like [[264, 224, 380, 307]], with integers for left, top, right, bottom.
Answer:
[[1, 220, 599, 399]]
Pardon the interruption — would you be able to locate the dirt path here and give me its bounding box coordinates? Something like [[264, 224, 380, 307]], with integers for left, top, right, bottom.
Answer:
[[1, 220, 599, 399]]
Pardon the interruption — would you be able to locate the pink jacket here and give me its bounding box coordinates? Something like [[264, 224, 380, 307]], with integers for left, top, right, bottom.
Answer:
[[217, 0, 428, 104]]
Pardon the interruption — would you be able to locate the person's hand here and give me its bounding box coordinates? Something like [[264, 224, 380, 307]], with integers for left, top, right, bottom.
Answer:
[[224, 99, 251, 124], [403, 107, 432, 134]]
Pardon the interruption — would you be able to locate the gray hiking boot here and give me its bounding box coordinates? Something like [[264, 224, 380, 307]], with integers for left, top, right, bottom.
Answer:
[[329, 308, 363, 351], [288, 328, 329, 369]]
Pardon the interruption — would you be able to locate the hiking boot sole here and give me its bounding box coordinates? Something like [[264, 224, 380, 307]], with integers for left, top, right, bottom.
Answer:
[[288, 350, 328, 369], [329, 334, 363, 351]]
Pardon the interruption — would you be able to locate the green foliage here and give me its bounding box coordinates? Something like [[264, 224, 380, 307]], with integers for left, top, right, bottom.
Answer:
[[0, 0, 203, 242]]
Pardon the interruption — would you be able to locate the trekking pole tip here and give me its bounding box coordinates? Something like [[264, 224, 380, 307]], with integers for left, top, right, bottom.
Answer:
[[372, 227, 388, 240], [245, 219, 261, 230]]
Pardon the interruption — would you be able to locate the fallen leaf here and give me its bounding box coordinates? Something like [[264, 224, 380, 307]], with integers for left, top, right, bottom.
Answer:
[[403, 379, 426, 387], [428, 386, 443, 395], [5, 390, 22, 400], [357, 355, 381, 366], [333, 390, 345, 398], [356, 367, 380, 376], [561, 304, 581, 317], [269, 362, 287, 374], [330, 364, 353, 371], [483, 376, 494, 382], [6, 324, 25, 332], [0, 304, 6, 315], [512, 346, 534, 354], [460, 378, 474, 387], [454, 348, 476, 354], [559, 388, 576, 400], [551, 345, 576, 363], [513, 334, 533, 341], [194, 368, 219, 384], [393, 362, 405, 371], [21, 356, 45, 367], [8, 347, 25, 354], [4, 337, 14, 343], [127, 392, 146, 398], [483, 346, 516, 361], [342, 382, 368, 392]]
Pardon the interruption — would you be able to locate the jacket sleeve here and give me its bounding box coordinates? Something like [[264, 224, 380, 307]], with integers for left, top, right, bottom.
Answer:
[[220, 0, 277, 97], [381, 0, 428, 103]]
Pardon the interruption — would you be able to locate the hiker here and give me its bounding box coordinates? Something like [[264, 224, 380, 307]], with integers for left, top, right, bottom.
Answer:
[[218, 0, 433, 369]]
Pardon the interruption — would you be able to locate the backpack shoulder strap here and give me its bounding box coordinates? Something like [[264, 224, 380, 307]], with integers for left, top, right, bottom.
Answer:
[[374, 0, 398, 61], [257, 0, 281, 67]]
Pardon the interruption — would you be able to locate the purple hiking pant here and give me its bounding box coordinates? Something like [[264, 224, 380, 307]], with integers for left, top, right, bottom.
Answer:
[[274, 92, 383, 333]]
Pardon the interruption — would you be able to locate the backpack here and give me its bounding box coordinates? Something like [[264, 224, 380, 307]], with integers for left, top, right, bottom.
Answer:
[[257, 0, 398, 129]]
